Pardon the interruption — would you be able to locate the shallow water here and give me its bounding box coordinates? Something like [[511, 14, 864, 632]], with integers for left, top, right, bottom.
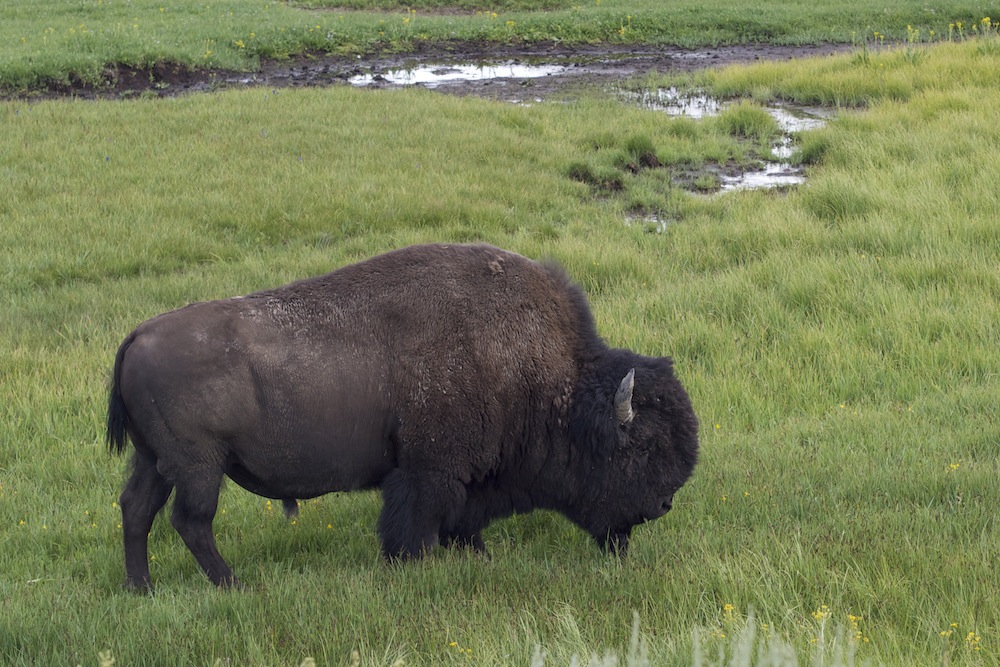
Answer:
[[349, 62, 566, 88], [766, 104, 832, 133], [629, 87, 833, 192], [628, 88, 723, 119], [720, 162, 806, 191], [632, 87, 831, 129]]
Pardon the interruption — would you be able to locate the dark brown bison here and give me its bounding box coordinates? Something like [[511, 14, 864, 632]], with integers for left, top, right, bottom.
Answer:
[[107, 243, 698, 589]]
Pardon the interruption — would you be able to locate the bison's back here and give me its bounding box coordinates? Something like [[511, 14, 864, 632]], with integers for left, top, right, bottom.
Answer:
[[258, 244, 589, 337], [255, 244, 595, 386]]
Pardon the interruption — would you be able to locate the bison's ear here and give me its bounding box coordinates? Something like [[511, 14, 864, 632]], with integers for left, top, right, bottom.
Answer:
[[615, 368, 635, 425]]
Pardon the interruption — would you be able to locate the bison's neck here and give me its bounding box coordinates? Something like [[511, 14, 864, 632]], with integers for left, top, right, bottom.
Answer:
[[542, 351, 635, 526]]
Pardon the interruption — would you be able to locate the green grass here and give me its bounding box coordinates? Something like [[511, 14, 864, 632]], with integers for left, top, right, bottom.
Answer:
[[2, 0, 999, 91], [3, 7, 1000, 667]]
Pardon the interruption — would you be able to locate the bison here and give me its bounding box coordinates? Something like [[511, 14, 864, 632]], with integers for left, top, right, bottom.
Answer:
[[107, 243, 698, 589]]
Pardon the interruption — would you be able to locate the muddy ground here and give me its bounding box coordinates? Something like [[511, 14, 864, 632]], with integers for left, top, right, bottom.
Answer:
[[25, 42, 854, 102]]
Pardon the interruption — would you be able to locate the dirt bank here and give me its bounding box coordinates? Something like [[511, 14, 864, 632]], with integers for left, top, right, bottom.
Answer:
[[18, 42, 854, 102]]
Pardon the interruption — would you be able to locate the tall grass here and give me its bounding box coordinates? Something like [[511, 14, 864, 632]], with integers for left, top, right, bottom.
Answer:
[[2, 35, 999, 667]]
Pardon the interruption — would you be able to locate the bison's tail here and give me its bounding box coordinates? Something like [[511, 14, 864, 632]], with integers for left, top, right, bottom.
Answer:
[[106, 330, 136, 456]]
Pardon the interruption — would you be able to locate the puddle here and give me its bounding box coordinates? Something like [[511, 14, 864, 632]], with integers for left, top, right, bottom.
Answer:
[[766, 104, 832, 133], [720, 162, 805, 191], [629, 88, 723, 119], [635, 87, 832, 130], [348, 61, 567, 88], [627, 87, 833, 193]]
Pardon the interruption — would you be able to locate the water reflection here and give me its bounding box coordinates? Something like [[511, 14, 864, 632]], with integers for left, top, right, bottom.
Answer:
[[349, 62, 566, 88], [629, 87, 834, 192]]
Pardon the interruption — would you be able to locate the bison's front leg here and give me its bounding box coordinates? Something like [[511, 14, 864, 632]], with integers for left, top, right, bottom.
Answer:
[[440, 529, 489, 557], [378, 468, 467, 560], [597, 527, 632, 557], [169, 470, 239, 587], [440, 501, 491, 558]]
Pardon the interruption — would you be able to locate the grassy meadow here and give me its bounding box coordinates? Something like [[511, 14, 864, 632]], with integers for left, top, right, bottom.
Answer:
[[2, 0, 999, 92], [3, 1, 1000, 666]]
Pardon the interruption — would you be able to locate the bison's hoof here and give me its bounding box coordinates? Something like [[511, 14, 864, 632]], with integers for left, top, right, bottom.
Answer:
[[123, 578, 154, 594], [215, 576, 244, 590]]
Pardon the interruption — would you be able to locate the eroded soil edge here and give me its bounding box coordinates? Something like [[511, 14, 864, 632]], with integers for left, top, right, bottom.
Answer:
[[9, 42, 854, 102]]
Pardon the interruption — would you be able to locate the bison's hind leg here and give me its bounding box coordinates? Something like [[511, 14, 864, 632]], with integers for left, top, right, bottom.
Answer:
[[378, 469, 467, 560], [169, 467, 238, 587], [119, 451, 174, 591]]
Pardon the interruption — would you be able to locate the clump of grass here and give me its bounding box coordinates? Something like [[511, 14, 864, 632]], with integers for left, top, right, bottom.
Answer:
[[614, 134, 662, 172], [530, 612, 649, 667], [801, 173, 882, 223], [528, 609, 878, 667], [691, 612, 862, 667], [567, 160, 625, 192], [303, 0, 571, 8], [713, 100, 780, 141]]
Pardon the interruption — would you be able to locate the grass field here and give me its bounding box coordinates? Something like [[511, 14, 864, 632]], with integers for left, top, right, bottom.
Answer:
[[2, 0, 999, 91], [2, 1, 1000, 666]]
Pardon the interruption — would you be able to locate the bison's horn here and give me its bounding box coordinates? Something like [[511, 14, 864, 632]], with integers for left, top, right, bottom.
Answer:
[[615, 368, 635, 424]]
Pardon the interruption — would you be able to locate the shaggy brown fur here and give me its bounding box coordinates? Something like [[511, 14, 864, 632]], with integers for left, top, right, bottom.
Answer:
[[107, 243, 698, 589]]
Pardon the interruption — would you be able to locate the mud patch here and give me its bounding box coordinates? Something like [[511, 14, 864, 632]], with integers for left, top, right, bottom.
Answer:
[[6, 41, 854, 102]]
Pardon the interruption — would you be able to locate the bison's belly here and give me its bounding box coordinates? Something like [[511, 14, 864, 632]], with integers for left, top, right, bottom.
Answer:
[[224, 429, 396, 499]]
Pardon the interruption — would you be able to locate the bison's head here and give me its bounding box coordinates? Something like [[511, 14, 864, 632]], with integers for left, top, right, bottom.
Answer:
[[568, 356, 699, 554]]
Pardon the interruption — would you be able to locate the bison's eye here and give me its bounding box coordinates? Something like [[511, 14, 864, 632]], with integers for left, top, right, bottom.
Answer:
[[634, 440, 652, 457]]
